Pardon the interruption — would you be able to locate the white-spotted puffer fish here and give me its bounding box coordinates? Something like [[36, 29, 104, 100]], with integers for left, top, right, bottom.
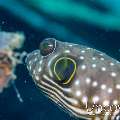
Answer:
[[25, 38, 120, 120]]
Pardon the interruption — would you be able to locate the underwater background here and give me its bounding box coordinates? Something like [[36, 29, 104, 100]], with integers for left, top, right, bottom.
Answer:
[[0, 0, 120, 120]]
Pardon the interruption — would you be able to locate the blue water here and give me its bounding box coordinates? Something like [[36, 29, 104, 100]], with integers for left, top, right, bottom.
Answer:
[[0, 6, 120, 120]]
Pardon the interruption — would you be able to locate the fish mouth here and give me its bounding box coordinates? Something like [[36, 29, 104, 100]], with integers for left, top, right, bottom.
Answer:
[[25, 50, 40, 73]]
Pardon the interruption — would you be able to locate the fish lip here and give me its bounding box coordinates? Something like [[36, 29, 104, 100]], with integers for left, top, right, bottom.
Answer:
[[25, 49, 40, 66]]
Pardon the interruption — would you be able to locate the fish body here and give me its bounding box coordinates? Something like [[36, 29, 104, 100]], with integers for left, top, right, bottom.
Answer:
[[26, 38, 120, 120]]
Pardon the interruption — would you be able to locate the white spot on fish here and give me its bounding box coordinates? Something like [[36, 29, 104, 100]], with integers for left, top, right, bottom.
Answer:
[[38, 67, 42, 72], [92, 81, 98, 87], [100, 57, 105, 61], [103, 100, 109, 106], [33, 58, 38, 62], [86, 47, 91, 50], [100, 53, 104, 56], [64, 88, 72, 93], [39, 60, 43, 65], [33, 52, 38, 55], [113, 100, 118, 105], [85, 77, 91, 84], [33, 69, 36, 74], [93, 96, 99, 103], [80, 56, 84, 60], [29, 60, 32, 65], [29, 65, 32, 70], [74, 80, 80, 86], [101, 84, 106, 90], [82, 96, 88, 104], [101, 67, 106, 71], [68, 44, 73, 47], [81, 65, 86, 70], [75, 90, 81, 97], [107, 88, 112, 93], [35, 75, 39, 81], [111, 72, 117, 77], [92, 64, 96, 68], [116, 84, 120, 89], [92, 57, 96, 60], [110, 62, 115, 66], [81, 50, 85, 53], [64, 50, 70, 53]]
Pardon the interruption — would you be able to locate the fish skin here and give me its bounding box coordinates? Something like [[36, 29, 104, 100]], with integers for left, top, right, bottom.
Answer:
[[26, 39, 120, 120]]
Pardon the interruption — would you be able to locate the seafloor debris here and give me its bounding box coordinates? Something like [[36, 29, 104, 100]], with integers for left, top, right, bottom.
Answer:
[[0, 31, 25, 102]]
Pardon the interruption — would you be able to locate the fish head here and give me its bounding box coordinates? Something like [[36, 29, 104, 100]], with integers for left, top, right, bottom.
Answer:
[[25, 38, 82, 102], [26, 38, 120, 119], [26, 38, 80, 85]]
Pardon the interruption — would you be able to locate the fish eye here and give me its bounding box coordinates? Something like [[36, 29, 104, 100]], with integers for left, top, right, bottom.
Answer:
[[39, 38, 56, 56], [53, 57, 77, 85]]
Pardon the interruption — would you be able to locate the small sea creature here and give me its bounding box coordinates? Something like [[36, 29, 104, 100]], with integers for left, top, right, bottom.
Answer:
[[26, 38, 120, 120], [0, 31, 25, 102]]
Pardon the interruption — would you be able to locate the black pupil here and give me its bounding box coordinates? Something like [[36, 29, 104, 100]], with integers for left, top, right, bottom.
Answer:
[[55, 59, 75, 83], [40, 38, 55, 56]]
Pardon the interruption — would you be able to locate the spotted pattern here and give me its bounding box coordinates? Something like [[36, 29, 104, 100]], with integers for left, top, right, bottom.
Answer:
[[26, 39, 120, 120]]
